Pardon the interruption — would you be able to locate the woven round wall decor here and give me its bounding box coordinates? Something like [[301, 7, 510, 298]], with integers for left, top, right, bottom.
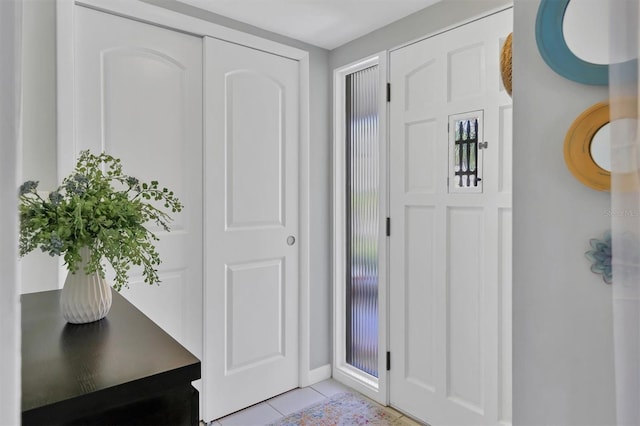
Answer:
[[500, 32, 513, 96]]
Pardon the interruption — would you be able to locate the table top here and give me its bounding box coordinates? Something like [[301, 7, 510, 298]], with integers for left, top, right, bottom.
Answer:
[[22, 289, 200, 416]]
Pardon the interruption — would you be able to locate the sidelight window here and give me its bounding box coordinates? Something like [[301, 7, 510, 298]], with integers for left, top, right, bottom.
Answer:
[[345, 65, 379, 378]]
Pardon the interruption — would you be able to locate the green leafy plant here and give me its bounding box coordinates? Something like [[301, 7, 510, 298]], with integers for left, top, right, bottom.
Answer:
[[18, 150, 183, 291]]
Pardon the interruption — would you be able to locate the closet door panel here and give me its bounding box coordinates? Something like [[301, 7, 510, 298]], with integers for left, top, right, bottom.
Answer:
[[204, 36, 300, 421], [74, 6, 203, 360]]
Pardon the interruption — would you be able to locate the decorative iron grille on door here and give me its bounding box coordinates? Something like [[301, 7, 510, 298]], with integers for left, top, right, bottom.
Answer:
[[449, 110, 484, 193], [345, 65, 379, 378]]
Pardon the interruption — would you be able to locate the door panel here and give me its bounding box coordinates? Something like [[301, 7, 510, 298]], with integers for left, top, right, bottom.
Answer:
[[499, 106, 514, 194], [226, 259, 285, 370], [405, 120, 437, 194], [389, 8, 512, 425], [447, 207, 484, 412], [225, 71, 285, 228], [204, 37, 299, 421], [498, 208, 512, 422], [404, 206, 436, 391], [74, 6, 203, 358], [447, 42, 485, 102]]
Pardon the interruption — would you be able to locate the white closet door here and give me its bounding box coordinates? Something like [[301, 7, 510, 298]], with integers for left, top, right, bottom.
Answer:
[[203, 37, 300, 421], [389, 8, 512, 426], [74, 6, 203, 360]]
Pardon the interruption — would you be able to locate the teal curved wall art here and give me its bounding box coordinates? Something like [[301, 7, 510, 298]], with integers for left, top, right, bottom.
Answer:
[[535, 0, 608, 85]]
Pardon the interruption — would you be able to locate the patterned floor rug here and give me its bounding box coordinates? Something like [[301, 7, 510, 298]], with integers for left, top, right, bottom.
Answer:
[[268, 392, 417, 426]]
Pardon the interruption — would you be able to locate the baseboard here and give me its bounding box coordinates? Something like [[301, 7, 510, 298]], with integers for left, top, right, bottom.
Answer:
[[332, 365, 386, 405], [302, 364, 331, 387]]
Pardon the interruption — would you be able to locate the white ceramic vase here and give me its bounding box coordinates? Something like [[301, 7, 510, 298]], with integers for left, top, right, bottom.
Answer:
[[60, 246, 112, 324]]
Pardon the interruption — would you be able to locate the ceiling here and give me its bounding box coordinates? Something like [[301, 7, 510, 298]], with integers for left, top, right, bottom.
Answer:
[[176, 0, 442, 50]]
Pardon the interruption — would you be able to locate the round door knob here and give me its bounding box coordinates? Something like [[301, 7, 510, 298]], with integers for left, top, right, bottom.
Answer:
[[287, 235, 296, 246]]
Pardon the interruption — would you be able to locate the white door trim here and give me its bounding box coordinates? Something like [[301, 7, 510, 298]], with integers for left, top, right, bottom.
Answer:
[[55, 0, 314, 397], [332, 51, 389, 405]]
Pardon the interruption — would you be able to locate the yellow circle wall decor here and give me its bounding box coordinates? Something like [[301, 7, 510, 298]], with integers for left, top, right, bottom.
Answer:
[[563, 102, 610, 191]]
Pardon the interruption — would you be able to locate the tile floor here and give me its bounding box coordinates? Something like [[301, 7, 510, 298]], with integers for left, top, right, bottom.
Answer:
[[207, 379, 425, 426]]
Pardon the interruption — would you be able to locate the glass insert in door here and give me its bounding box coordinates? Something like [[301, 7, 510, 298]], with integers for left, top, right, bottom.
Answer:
[[345, 65, 379, 377], [449, 110, 484, 193]]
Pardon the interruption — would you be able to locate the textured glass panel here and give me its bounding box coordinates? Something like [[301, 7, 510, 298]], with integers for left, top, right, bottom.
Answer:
[[346, 65, 379, 378], [470, 142, 476, 171], [462, 142, 468, 172]]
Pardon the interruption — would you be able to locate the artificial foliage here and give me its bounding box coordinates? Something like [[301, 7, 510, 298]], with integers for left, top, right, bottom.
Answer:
[[19, 150, 183, 291]]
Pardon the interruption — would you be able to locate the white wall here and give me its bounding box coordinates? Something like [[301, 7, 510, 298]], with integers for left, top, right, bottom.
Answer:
[[20, 0, 59, 295], [0, 0, 22, 424], [512, 0, 616, 424]]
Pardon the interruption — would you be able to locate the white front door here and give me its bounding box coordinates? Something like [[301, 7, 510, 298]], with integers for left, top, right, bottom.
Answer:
[[203, 37, 300, 421], [73, 5, 203, 359], [389, 9, 512, 425]]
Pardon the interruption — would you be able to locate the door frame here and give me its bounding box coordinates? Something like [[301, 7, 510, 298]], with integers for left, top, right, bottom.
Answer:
[[331, 3, 513, 418], [55, 0, 313, 412], [332, 51, 389, 405], [386, 7, 513, 424]]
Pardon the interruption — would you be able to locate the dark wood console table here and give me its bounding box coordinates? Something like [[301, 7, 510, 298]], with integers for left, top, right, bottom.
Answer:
[[22, 290, 201, 426]]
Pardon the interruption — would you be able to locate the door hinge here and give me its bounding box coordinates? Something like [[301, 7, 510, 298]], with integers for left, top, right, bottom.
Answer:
[[386, 83, 391, 102], [386, 351, 391, 371], [479, 141, 488, 149], [386, 217, 391, 236]]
